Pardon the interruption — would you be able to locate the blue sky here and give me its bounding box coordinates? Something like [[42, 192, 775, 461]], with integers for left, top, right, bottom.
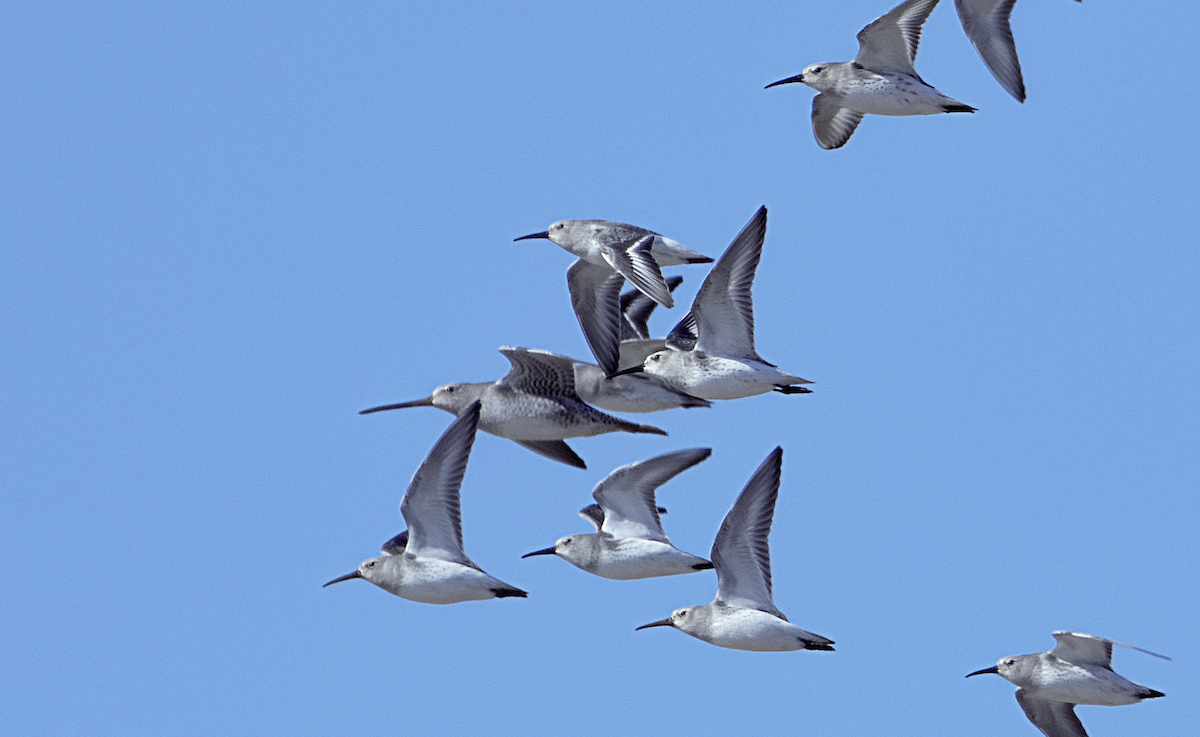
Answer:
[[4, 2, 1196, 734]]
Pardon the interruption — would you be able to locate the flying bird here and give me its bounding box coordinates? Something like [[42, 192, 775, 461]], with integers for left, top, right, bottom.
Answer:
[[767, 0, 975, 149], [516, 220, 711, 375], [522, 448, 714, 579], [636, 447, 834, 651], [967, 630, 1169, 737], [324, 401, 527, 603], [609, 206, 812, 399], [360, 346, 666, 469]]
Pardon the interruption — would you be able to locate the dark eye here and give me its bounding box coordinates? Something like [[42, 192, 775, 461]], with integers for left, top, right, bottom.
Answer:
[[813, 66, 823, 74], [366, 561, 376, 568], [650, 354, 660, 361], [1004, 659, 1014, 666], [445, 386, 454, 392]]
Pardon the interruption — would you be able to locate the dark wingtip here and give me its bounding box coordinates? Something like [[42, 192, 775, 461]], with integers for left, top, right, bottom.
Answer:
[[687, 256, 715, 264], [692, 561, 715, 570], [945, 104, 976, 113], [1144, 689, 1166, 699], [636, 424, 668, 436], [492, 587, 529, 598], [805, 642, 836, 651]]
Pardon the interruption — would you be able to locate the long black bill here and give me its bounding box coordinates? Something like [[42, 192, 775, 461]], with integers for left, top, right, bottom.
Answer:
[[965, 666, 1000, 678], [359, 396, 434, 415], [514, 231, 550, 241], [521, 547, 557, 559], [765, 73, 805, 89], [323, 570, 363, 587], [635, 617, 674, 631], [606, 365, 645, 379]]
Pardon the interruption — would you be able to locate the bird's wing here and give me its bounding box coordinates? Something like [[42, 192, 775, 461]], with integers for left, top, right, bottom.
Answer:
[[1015, 690, 1088, 737], [955, 0, 1025, 102], [566, 259, 625, 377], [665, 311, 698, 352], [712, 447, 786, 618], [620, 275, 683, 340], [617, 338, 668, 369], [400, 401, 481, 567], [1051, 631, 1171, 666], [578, 503, 605, 531], [379, 530, 409, 556], [497, 346, 580, 398], [812, 93, 865, 150], [594, 448, 712, 542], [600, 234, 674, 308], [690, 206, 767, 360], [855, 0, 940, 74], [513, 439, 587, 469]]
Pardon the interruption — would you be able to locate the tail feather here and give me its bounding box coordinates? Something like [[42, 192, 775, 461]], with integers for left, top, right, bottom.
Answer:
[[491, 587, 529, 599]]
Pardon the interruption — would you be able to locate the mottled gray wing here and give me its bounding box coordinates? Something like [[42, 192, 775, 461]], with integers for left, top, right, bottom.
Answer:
[[955, 0, 1024, 102], [712, 447, 785, 618], [594, 448, 712, 543], [1050, 631, 1171, 666], [690, 206, 766, 360], [811, 94, 864, 150], [620, 275, 683, 340], [400, 401, 480, 567], [566, 259, 625, 377], [855, 0, 940, 74], [1015, 690, 1087, 737], [497, 346, 581, 398], [379, 530, 409, 556], [665, 311, 697, 352], [601, 234, 673, 308], [513, 439, 587, 469]]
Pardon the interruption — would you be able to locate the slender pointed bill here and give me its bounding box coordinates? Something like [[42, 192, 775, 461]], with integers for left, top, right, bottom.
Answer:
[[521, 547, 557, 559], [606, 365, 645, 379], [323, 570, 363, 587], [359, 396, 435, 414], [966, 666, 1000, 678], [635, 618, 675, 631], [514, 231, 550, 241], [765, 73, 805, 89]]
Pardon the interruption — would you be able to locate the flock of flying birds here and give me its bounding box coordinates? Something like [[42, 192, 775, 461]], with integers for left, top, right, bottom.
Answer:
[[324, 1, 1170, 735]]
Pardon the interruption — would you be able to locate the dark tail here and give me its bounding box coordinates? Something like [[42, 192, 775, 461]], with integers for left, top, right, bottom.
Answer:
[[491, 587, 529, 599], [630, 422, 668, 436], [774, 385, 813, 395]]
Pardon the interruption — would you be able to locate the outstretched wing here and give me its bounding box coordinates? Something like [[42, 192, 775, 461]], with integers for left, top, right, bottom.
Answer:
[[566, 260, 625, 377], [812, 94, 864, 150], [955, 0, 1025, 102], [594, 448, 712, 542], [1050, 631, 1171, 666], [855, 0, 940, 75], [1015, 690, 1087, 737], [712, 447, 785, 618], [400, 401, 481, 567], [690, 206, 766, 360]]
